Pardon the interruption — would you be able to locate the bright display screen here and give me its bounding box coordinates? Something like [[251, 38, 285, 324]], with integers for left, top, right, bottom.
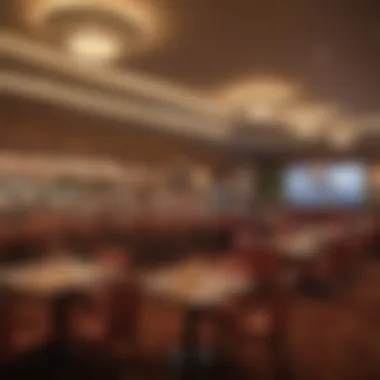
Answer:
[[283, 163, 367, 207]]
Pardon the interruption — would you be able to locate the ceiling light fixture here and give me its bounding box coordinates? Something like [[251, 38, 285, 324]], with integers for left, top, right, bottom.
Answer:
[[292, 123, 322, 140], [220, 77, 300, 122], [284, 103, 338, 140], [238, 78, 298, 101], [64, 24, 125, 63], [23, 0, 163, 64], [245, 104, 275, 122]]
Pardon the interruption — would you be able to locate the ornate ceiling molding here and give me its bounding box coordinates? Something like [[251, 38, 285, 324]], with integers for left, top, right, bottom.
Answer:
[[0, 33, 222, 118], [21, 0, 167, 62], [1, 71, 228, 142]]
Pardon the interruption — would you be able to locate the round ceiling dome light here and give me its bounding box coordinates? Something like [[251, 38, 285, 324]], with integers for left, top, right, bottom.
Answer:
[[63, 24, 125, 62], [24, 0, 164, 64], [227, 77, 299, 104], [219, 77, 300, 122], [245, 103, 275, 122], [284, 103, 338, 140]]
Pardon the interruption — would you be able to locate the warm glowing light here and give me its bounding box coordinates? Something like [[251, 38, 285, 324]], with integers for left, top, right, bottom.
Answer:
[[65, 26, 125, 62], [22, 0, 166, 62], [220, 77, 300, 120], [292, 122, 322, 140], [371, 166, 380, 187], [230, 78, 299, 103], [246, 104, 275, 122], [0, 153, 127, 181], [284, 103, 338, 139], [191, 166, 212, 191]]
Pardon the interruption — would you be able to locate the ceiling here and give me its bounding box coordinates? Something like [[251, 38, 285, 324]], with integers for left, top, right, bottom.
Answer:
[[2, 0, 380, 156], [132, 0, 380, 112], [0, 95, 231, 167]]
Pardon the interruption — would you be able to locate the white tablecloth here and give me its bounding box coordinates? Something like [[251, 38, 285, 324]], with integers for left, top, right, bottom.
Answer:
[[141, 259, 251, 307], [0, 256, 115, 295], [276, 225, 347, 260]]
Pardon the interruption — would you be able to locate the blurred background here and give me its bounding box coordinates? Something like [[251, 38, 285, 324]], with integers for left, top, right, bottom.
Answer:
[[1, 1, 380, 379]]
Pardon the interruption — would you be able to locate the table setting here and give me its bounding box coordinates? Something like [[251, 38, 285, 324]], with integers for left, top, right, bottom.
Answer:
[[0, 255, 118, 296], [141, 257, 252, 308]]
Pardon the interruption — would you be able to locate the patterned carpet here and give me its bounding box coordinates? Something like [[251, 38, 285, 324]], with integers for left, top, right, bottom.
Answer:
[[286, 262, 380, 380]]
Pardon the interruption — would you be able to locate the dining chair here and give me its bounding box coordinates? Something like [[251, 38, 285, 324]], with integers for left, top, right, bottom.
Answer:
[[8, 295, 53, 357]]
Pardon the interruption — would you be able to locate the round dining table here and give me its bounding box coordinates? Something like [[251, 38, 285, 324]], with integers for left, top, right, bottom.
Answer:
[[139, 257, 254, 379], [273, 226, 346, 294], [141, 257, 252, 308], [0, 255, 123, 380]]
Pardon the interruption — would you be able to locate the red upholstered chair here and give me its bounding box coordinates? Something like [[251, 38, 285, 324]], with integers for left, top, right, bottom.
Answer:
[[75, 218, 99, 246], [254, 246, 281, 284], [224, 295, 281, 380], [0, 291, 11, 363], [66, 293, 110, 345], [233, 226, 262, 251], [220, 242, 285, 378], [0, 221, 15, 249], [96, 247, 130, 272], [21, 213, 59, 246], [8, 296, 53, 356], [107, 281, 142, 360], [91, 247, 140, 358], [324, 240, 347, 284], [346, 236, 363, 274]]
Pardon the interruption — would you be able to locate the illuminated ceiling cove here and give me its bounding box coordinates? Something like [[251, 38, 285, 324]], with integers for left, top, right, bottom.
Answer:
[[21, 0, 167, 63], [2, 0, 380, 154]]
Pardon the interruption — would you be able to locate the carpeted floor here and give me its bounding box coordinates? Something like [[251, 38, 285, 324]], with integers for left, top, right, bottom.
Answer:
[[286, 261, 380, 380], [135, 261, 380, 380]]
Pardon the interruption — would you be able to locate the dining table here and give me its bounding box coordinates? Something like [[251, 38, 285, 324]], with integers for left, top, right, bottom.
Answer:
[[141, 257, 252, 308], [0, 255, 118, 296], [138, 256, 256, 378], [0, 254, 123, 359], [273, 225, 347, 290]]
